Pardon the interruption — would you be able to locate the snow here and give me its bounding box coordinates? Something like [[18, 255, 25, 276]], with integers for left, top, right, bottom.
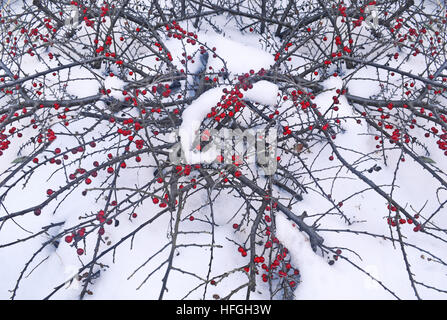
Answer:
[[242, 80, 279, 106], [166, 28, 275, 76], [276, 212, 392, 299], [103, 76, 127, 101], [179, 85, 229, 164], [271, 75, 447, 299], [1, 1, 447, 301]]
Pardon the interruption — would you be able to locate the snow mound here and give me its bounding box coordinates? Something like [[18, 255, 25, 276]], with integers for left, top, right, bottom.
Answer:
[[179, 81, 278, 164], [103, 76, 127, 101]]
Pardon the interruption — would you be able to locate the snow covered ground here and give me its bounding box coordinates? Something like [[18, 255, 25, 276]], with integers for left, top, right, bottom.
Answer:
[[0, 0, 447, 300]]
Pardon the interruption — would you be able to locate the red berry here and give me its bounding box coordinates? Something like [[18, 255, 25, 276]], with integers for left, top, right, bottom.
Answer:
[[78, 228, 86, 237]]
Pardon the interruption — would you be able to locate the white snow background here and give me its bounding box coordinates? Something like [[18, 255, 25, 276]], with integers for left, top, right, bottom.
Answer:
[[0, 0, 446, 300]]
